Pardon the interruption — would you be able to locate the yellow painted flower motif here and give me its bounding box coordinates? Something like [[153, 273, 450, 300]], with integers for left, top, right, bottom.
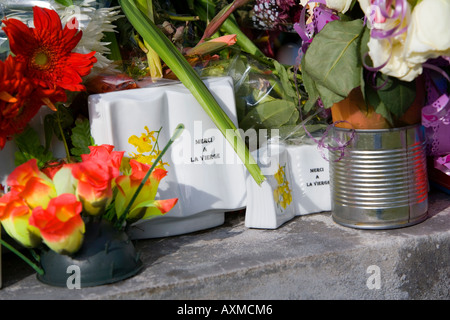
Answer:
[[273, 164, 292, 210], [274, 165, 285, 185], [128, 126, 156, 154], [128, 126, 169, 169]]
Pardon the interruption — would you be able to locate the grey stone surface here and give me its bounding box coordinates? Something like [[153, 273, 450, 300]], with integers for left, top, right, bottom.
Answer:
[[0, 190, 449, 300]]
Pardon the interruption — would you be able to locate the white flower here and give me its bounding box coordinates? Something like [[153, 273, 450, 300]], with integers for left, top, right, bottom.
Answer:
[[325, 0, 353, 13], [359, 0, 416, 81], [358, 0, 405, 31], [367, 35, 422, 82], [51, 0, 123, 74], [360, 0, 450, 81], [404, 0, 450, 67]]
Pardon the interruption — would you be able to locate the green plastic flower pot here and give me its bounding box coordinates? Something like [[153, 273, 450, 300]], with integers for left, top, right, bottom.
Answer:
[[37, 219, 143, 288]]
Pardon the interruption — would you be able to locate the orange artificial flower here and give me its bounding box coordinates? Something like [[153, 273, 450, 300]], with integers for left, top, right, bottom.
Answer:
[[6, 159, 57, 209], [2, 6, 97, 99], [114, 159, 177, 222], [70, 159, 118, 216], [29, 193, 85, 255], [0, 190, 42, 248], [41, 160, 67, 180], [7, 159, 53, 193], [80, 144, 124, 177], [69, 145, 124, 216]]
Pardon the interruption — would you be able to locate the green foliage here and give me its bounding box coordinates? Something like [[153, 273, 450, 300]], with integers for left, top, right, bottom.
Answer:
[[239, 100, 298, 131], [363, 75, 417, 126], [70, 118, 95, 161], [44, 105, 73, 146], [301, 19, 367, 111], [13, 126, 54, 168], [301, 17, 418, 124], [54, 0, 73, 6]]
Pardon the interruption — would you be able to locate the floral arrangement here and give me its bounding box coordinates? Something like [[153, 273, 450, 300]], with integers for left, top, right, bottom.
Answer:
[[0, 144, 177, 255], [1, 0, 449, 263], [295, 0, 450, 129], [0, 2, 182, 278]]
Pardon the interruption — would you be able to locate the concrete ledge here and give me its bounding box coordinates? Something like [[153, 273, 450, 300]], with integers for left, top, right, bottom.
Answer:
[[0, 190, 449, 300]]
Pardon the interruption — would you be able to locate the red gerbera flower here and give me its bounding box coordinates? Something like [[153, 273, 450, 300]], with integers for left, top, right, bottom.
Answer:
[[0, 56, 41, 149], [2, 6, 97, 96]]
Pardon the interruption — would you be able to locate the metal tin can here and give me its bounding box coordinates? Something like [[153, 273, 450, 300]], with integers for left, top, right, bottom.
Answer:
[[329, 124, 428, 229]]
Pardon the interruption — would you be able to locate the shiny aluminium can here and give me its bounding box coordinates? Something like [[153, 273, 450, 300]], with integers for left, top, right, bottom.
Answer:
[[329, 124, 428, 229]]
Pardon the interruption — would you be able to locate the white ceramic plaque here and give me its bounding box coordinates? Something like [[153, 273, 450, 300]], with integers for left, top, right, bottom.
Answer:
[[88, 77, 247, 238]]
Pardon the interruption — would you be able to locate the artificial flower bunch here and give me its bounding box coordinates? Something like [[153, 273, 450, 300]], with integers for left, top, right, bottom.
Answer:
[[0, 144, 178, 256], [295, 0, 450, 128]]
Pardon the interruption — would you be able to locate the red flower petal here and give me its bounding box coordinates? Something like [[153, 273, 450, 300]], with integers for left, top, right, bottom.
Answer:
[[2, 7, 96, 96]]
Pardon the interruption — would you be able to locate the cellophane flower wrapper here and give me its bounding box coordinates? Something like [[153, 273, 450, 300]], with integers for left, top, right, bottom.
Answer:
[[422, 59, 450, 156], [198, 50, 329, 144], [198, 50, 333, 216], [421, 58, 450, 192]]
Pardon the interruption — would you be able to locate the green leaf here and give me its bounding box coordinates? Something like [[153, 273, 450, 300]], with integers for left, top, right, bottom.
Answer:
[[54, 0, 73, 6], [44, 106, 74, 140], [301, 65, 321, 112], [13, 126, 54, 167], [239, 99, 298, 130], [70, 118, 94, 161], [302, 19, 366, 108], [364, 84, 394, 125], [375, 76, 416, 119], [273, 60, 297, 102]]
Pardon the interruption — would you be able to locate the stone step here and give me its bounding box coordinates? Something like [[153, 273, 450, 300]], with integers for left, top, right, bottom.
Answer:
[[0, 189, 449, 300]]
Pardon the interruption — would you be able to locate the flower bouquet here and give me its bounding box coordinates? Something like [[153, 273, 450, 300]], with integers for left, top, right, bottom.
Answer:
[[0, 4, 184, 287], [0, 140, 181, 287], [293, 0, 449, 228], [297, 0, 449, 129]]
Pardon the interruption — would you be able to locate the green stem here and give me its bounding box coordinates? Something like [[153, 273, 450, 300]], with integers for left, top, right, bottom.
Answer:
[[104, 32, 122, 62], [55, 105, 72, 163], [0, 238, 44, 275], [115, 124, 185, 228], [57, 119, 71, 163], [195, 0, 268, 61], [166, 14, 199, 21]]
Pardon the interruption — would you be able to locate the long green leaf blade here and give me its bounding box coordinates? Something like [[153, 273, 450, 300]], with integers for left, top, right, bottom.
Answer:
[[119, 0, 265, 185]]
